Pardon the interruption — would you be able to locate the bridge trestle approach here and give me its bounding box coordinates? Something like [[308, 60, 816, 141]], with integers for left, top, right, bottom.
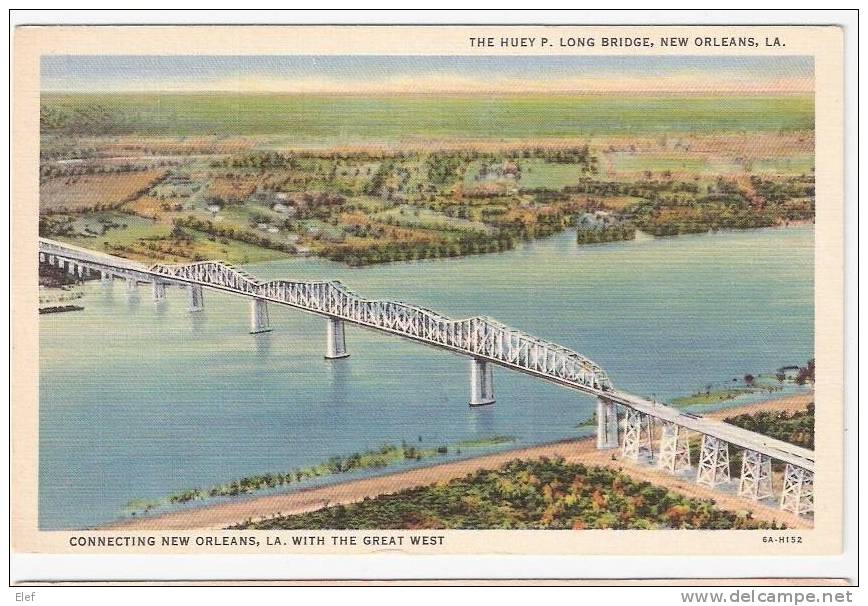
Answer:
[[657, 421, 691, 474], [738, 450, 774, 501], [780, 463, 814, 515], [594, 406, 814, 517], [695, 435, 732, 488], [36, 237, 816, 518], [622, 408, 654, 462]]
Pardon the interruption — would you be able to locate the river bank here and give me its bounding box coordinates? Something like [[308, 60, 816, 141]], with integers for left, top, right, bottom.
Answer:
[[106, 393, 813, 531]]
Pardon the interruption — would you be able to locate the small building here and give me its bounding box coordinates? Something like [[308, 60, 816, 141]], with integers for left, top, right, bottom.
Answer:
[[272, 203, 297, 216]]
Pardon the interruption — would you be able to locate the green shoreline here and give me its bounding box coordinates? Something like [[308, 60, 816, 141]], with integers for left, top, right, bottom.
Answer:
[[124, 435, 516, 517]]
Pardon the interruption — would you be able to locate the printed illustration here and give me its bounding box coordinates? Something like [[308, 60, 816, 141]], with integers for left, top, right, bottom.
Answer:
[[37, 55, 815, 533]]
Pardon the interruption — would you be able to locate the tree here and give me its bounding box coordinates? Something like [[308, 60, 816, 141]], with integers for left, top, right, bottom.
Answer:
[[796, 359, 815, 385]]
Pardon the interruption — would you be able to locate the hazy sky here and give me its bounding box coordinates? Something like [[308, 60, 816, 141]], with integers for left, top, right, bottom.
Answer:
[[41, 55, 814, 94]]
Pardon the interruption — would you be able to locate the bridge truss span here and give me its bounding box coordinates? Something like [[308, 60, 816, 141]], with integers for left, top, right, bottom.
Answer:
[[148, 259, 614, 395]]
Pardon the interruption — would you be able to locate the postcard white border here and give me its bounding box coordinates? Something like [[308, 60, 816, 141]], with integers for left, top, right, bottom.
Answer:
[[7, 8, 859, 585]]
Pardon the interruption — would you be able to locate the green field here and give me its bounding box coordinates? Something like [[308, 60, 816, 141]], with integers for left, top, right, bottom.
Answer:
[[44, 211, 288, 265], [41, 93, 815, 141]]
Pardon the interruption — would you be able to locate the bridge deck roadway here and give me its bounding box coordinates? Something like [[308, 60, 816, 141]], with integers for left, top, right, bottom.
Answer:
[[39, 238, 815, 473], [609, 391, 814, 472]]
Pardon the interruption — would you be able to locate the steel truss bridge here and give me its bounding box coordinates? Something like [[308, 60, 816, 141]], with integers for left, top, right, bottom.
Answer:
[[39, 237, 816, 517]]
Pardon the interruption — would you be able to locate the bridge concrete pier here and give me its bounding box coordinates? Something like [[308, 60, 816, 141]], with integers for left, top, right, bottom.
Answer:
[[67, 261, 76, 276], [125, 277, 137, 291], [595, 398, 619, 449], [152, 281, 166, 303], [77, 264, 85, 278], [100, 271, 112, 287], [469, 358, 495, 406], [696, 435, 731, 488], [249, 298, 272, 334], [780, 464, 814, 515], [187, 284, 204, 312], [325, 318, 349, 359], [738, 450, 773, 501]]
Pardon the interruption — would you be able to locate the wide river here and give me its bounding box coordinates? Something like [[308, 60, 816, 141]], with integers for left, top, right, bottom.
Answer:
[[39, 226, 814, 529]]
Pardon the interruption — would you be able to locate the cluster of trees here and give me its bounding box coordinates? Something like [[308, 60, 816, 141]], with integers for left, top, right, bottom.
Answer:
[[320, 232, 515, 266], [530, 145, 598, 172], [237, 457, 783, 530], [562, 178, 701, 198], [487, 208, 572, 240], [38, 215, 76, 237], [277, 145, 598, 166], [290, 192, 347, 220], [37, 261, 81, 287], [425, 153, 463, 187], [166, 443, 433, 505], [568, 175, 815, 239], [40, 103, 127, 135], [376, 213, 488, 235], [751, 175, 815, 202], [173, 216, 296, 254], [40, 161, 163, 182], [135, 238, 205, 263], [576, 223, 637, 244], [795, 359, 816, 385], [725, 403, 814, 450], [217, 151, 300, 170], [631, 204, 780, 237], [40, 142, 100, 162], [362, 160, 396, 196]]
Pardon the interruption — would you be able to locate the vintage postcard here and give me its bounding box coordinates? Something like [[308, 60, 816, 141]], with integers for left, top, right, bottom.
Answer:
[[10, 19, 851, 583]]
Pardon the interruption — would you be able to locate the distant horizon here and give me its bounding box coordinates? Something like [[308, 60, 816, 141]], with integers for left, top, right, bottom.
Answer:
[[40, 90, 815, 98], [41, 55, 814, 95]]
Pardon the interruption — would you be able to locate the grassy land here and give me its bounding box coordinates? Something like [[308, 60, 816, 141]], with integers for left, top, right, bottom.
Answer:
[[41, 94, 814, 139], [670, 369, 810, 407], [671, 387, 775, 407], [235, 457, 784, 530]]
